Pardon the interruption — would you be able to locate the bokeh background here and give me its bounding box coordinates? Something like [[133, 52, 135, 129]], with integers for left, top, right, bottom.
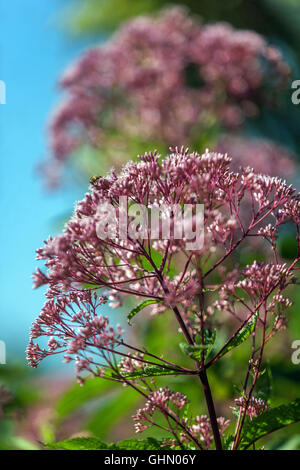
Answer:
[[1, 0, 300, 450]]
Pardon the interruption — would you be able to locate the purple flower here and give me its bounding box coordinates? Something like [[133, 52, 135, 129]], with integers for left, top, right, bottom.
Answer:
[[41, 8, 290, 186], [216, 136, 295, 178]]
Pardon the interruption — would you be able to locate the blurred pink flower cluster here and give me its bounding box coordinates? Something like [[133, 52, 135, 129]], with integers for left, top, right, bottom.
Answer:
[[216, 136, 296, 178], [44, 7, 290, 187]]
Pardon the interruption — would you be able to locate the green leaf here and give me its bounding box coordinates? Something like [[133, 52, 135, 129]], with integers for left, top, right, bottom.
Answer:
[[204, 328, 217, 358], [116, 438, 168, 450], [46, 437, 169, 451], [181, 329, 217, 362], [180, 342, 208, 361], [219, 313, 258, 359], [120, 364, 183, 379], [271, 434, 300, 450], [9, 437, 40, 451], [56, 377, 115, 419], [87, 388, 137, 438], [141, 248, 163, 272], [46, 437, 115, 450], [223, 435, 234, 450], [239, 399, 300, 449], [256, 367, 272, 402], [127, 299, 162, 324]]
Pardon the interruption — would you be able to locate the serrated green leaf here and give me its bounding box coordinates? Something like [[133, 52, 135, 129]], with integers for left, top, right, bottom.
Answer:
[[219, 313, 258, 359], [127, 299, 162, 324], [239, 399, 300, 449], [120, 364, 184, 379]]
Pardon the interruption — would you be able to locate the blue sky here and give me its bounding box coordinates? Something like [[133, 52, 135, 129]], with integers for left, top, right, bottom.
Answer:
[[0, 0, 97, 366]]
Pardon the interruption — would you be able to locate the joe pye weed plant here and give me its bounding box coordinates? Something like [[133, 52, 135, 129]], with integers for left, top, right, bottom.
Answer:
[[28, 147, 300, 450]]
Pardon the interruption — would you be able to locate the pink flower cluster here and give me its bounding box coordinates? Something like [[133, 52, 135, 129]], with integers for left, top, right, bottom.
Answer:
[[133, 387, 229, 449], [216, 136, 296, 178], [26, 290, 123, 378], [44, 7, 289, 186], [31, 148, 300, 349], [133, 387, 188, 433], [234, 396, 269, 421], [188, 415, 230, 449], [30, 147, 300, 449]]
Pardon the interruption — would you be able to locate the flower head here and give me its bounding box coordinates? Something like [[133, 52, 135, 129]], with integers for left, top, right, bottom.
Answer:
[[42, 7, 290, 186], [31, 147, 300, 376], [234, 396, 269, 420]]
